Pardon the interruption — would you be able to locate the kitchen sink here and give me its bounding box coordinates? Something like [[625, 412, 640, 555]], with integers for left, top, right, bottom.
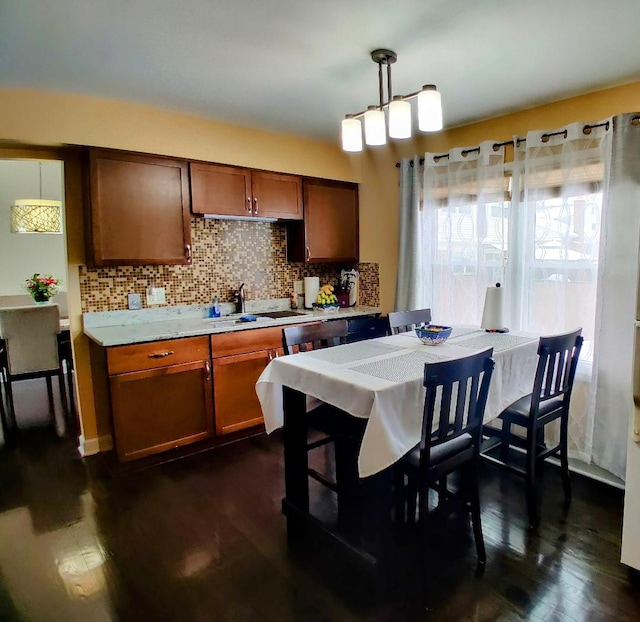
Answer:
[[255, 310, 307, 319]]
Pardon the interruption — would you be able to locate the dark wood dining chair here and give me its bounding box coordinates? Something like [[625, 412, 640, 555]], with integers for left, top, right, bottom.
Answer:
[[394, 348, 494, 606], [0, 305, 69, 435], [282, 320, 366, 501], [481, 328, 583, 527], [388, 308, 432, 335], [346, 316, 390, 342]]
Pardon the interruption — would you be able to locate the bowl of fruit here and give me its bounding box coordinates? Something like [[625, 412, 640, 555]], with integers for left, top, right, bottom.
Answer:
[[313, 284, 340, 311], [415, 324, 453, 346]]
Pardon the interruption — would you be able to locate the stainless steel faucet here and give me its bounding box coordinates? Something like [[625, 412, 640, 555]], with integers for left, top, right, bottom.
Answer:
[[234, 283, 245, 314]]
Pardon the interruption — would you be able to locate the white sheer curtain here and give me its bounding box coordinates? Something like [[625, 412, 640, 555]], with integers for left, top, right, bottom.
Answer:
[[421, 142, 506, 324], [511, 121, 612, 464], [401, 118, 640, 478]]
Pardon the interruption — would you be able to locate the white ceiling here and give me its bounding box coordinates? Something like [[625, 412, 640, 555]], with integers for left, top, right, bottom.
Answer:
[[2, 0, 640, 145]]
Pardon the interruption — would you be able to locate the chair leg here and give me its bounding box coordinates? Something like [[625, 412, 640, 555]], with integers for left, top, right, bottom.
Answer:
[[526, 428, 539, 528], [57, 369, 69, 422], [418, 486, 432, 610], [407, 472, 418, 526], [393, 469, 406, 523], [5, 377, 16, 428], [499, 419, 511, 464], [466, 464, 486, 564], [45, 375, 55, 421], [560, 414, 572, 503]]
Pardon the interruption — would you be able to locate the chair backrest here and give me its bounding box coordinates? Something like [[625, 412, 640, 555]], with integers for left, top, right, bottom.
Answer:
[[531, 328, 583, 414], [0, 305, 60, 375], [282, 320, 349, 354], [346, 316, 390, 343], [388, 308, 432, 335], [419, 348, 495, 468]]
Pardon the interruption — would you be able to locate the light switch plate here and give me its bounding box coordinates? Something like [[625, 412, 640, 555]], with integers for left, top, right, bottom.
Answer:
[[128, 293, 142, 310], [146, 287, 166, 306]]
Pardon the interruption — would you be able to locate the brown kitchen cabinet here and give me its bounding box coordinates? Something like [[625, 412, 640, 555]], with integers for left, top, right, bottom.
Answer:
[[86, 149, 192, 266], [107, 336, 214, 461], [190, 162, 303, 220], [287, 178, 359, 263], [210, 324, 313, 435]]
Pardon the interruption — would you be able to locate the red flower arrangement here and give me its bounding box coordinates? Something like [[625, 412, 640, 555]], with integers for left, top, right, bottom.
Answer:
[[24, 273, 61, 302]]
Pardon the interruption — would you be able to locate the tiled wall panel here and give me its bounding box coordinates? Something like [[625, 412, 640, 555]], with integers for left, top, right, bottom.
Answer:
[[80, 218, 379, 312]]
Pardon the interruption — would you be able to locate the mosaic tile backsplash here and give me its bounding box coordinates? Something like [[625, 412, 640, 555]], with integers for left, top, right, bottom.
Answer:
[[79, 217, 379, 313]]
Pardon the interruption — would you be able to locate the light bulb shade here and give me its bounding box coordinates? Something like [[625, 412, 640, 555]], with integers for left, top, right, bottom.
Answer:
[[364, 107, 386, 146], [388, 98, 412, 139], [341, 117, 363, 152], [11, 199, 63, 233], [418, 85, 443, 132]]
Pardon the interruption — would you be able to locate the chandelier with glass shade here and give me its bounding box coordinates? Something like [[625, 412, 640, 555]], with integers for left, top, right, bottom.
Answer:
[[341, 49, 443, 152]]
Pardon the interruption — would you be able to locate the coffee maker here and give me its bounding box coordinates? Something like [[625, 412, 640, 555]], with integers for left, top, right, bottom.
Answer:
[[340, 269, 359, 306]]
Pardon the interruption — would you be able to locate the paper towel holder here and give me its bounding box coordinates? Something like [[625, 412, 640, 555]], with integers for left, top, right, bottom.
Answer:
[[482, 282, 509, 333]]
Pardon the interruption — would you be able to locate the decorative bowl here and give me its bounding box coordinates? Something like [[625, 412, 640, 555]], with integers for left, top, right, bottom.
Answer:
[[415, 324, 453, 346], [312, 303, 340, 312]]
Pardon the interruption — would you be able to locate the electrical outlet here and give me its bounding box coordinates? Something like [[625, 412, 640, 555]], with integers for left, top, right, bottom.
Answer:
[[146, 286, 166, 306], [127, 293, 142, 310]]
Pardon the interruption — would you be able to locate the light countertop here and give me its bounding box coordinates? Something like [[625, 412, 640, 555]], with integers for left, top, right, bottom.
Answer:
[[83, 304, 381, 347]]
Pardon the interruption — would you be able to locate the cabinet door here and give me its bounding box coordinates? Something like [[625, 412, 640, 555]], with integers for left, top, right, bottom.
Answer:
[[190, 162, 252, 217], [251, 171, 303, 220], [212, 349, 271, 435], [287, 179, 359, 263], [110, 360, 214, 461], [88, 150, 191, 266]]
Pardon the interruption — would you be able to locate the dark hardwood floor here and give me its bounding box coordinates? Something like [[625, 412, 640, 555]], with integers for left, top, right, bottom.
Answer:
[[1, 382, 638, 621]]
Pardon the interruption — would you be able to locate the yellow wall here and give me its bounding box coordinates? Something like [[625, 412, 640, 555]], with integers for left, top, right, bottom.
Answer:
[[361, 80, 640, 313], [2, 81, 640, 450], [0, 88, 360, 450]]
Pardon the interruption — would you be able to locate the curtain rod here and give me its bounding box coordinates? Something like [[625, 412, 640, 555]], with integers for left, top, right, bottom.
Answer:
[[395, 120, 616, 168]]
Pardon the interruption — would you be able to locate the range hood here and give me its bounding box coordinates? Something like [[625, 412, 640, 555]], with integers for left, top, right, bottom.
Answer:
[[203, 214, 277, 223]]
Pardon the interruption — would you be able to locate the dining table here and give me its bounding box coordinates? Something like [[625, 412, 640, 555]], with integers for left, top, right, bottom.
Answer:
[[255, 325, 540, 566]]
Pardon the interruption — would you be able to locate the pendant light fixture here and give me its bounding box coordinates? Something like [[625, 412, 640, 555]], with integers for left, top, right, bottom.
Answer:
[[341, 49, 443, 152], [11, 161, 63, 234]]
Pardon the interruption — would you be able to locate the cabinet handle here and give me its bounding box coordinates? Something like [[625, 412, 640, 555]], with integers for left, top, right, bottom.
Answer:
[[306, 246, 310, 262], [204, 360, 211, 380], [148, 350, 174, 358], [247, 196, 252, 215], [185, 244, 192, 262], [254, 197, 259, 215], [268, 350, 273, 361]]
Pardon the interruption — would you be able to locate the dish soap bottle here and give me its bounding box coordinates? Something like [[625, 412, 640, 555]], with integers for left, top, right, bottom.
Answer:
[[210, 296, 221, 318]]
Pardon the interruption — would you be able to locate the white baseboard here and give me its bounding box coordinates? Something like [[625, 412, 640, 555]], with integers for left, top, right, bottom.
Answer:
[[77, 434, 113, 456]]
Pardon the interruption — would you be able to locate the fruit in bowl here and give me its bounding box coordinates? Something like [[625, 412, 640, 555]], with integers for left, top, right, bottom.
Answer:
[[315, 284, 339, 308], [415, 324, 453, 345]]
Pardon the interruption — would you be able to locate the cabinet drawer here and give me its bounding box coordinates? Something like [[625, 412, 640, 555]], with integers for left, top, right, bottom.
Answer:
[[107, 336, 210, 375], [209, 322, 319, 358]]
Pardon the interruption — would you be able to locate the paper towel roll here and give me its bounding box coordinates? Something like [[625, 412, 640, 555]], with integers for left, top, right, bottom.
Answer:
[[481, 283, 505, 330], [304, 277, 320, 309]]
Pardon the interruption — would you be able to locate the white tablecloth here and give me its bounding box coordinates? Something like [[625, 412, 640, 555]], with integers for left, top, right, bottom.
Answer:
[[256, 327, 539, 478]]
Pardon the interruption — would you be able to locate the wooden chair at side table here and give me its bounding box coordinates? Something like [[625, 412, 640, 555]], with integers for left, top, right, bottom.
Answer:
[[388, 308, 432, 335], [481, 328, 583, 527], [0, 305, 69, 437], [282, 321, 366, 507], [395, 348, 495, 608]]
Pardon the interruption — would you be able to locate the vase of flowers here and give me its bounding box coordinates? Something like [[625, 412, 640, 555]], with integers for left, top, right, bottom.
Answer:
[[24, 273, 61, 304]]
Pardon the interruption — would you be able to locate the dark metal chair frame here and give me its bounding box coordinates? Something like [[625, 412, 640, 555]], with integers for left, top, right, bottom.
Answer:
[[481, 328, 583, 527], [395, 348, 495, 606], [387, 308, 432, 335]]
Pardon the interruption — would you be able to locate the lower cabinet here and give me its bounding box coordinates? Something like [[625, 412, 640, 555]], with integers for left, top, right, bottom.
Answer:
[[210, 326, 311, 435], [107, 336, 214, 461]]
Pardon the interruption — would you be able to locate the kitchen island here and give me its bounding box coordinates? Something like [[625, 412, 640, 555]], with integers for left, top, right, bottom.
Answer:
[[84, 302, 380, 462]]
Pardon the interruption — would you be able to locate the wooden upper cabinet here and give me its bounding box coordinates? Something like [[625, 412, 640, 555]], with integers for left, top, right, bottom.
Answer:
[[87, 150, 192, 266], [189, 162, 303, 221], [287, 178, 359, 263], [190, 163, 252, 217], [251, 171, 302, 220]]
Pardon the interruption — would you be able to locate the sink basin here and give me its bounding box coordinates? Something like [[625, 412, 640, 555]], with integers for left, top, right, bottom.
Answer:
[[255, 311, 307, 319]]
